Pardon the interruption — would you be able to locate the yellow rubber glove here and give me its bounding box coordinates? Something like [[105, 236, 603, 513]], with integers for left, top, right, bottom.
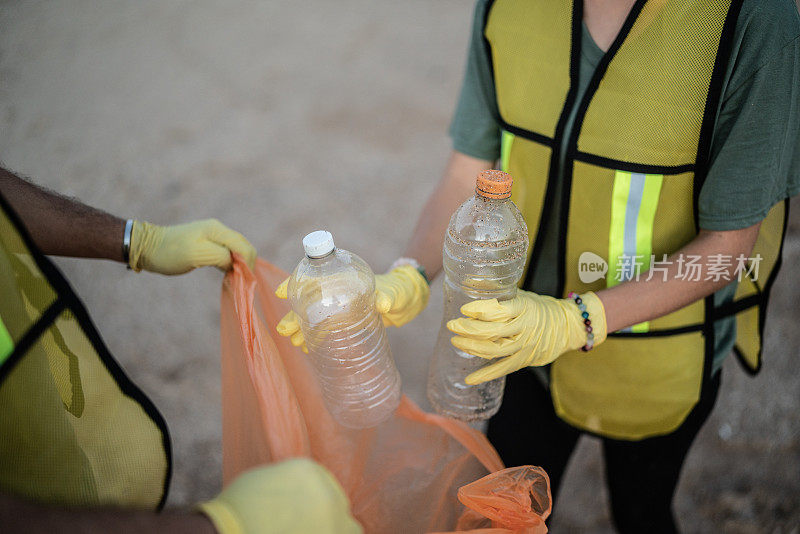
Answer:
[[274, 281, 308, 354], [275, 264, 429, 352], [374, 265, 430, 327], [198, 458, 362, 534], [129, 219, 256, 275], [447, 290, 607, 385]]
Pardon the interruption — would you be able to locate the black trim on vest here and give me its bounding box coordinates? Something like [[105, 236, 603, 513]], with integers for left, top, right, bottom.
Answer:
[[616, 198, 787, 345], [713, 294, 760, 318], [557, 0, 648, 296], [573, 151, 695, 176], [481, 0, 555, 149], [608, 322, 704, 338], [0, 191, 173, 510], [502, 123, 554, 148], [701, 294, 716, 383], [731, 346, 753, 374], [700, 0, 767, 380], [0, 299, 66, 383], [693, 0, 744, 386], [520, 0, 585, 287], [481, 0, 501, 126], [486, 1, 777, 382], [562, 0, 743, 381], [693, 0, 745, 231], [732, 199, 790, 375], [612, 220, 792, 339]]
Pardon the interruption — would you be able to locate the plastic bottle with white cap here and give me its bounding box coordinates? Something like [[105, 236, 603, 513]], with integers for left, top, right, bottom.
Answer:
[[288, 230, 401, 428]]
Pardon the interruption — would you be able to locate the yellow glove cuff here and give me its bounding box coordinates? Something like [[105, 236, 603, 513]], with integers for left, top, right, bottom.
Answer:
[[375, 264, 430, 327], [198, 499, 243, 534], [128, 220, 164, 272], [198, 459, 362, 534], [565, 291, 607, 351]]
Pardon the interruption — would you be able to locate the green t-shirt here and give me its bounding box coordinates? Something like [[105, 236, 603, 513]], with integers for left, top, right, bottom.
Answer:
[[449, 0, 800, 374]]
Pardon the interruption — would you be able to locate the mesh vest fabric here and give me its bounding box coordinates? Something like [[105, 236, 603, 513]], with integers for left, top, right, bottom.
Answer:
[[486, 0, 788, 439], [0, 193, 171, 509]]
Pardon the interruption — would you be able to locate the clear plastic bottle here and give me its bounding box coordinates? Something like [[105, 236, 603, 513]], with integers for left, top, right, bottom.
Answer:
[[427, 170, 529, 421], [288, 230, 402, 429]]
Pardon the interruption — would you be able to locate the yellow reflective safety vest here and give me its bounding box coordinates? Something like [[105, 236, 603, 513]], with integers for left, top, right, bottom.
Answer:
[[0, 192, 171, 508], [485, 0, 789, 439]]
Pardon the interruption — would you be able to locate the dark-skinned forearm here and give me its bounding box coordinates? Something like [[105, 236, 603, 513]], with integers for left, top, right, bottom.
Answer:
[[0, 493, 217, 534], [0, 166, 125, 261], [598, 224, 761, 333]]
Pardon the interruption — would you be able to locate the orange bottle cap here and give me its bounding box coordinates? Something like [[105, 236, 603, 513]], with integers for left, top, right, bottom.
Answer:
[[476, 170, 513, 199]]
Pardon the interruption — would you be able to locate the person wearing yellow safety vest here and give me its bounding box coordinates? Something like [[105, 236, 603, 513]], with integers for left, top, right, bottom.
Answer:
[[287, 1, 800, 533], [0, 167, 362, 534]]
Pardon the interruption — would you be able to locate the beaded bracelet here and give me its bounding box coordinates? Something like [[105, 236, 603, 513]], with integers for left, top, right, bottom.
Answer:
[[567, 292, 595, 352]]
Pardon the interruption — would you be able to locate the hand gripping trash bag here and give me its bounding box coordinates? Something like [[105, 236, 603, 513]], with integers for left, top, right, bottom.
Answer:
[[220, 257, 551, 533]]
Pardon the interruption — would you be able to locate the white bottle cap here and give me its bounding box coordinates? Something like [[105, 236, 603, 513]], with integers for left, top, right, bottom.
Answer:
[[302, 230, 335, 258]]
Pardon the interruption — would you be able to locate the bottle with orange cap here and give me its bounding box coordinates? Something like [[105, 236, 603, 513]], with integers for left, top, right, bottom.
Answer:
[[427, 170, 529, 421]]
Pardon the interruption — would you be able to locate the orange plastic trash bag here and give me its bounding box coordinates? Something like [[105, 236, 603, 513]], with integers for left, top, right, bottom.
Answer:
[[455, 466, 551, 532], [220, 257, 552, 533]]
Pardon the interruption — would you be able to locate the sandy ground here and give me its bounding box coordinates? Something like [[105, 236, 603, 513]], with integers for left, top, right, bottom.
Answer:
[[1, 1, 799, 531]]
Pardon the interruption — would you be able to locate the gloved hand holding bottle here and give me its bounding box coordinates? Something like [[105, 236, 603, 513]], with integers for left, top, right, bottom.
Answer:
[[129, 219, 256, 274], [199, 458, 362, 534], [447, 290, 607, 385], [274, 260, 429, 353]]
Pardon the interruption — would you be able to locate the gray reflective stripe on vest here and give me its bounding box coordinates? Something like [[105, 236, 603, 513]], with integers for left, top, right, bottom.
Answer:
[[608, 170, 664, 333]]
